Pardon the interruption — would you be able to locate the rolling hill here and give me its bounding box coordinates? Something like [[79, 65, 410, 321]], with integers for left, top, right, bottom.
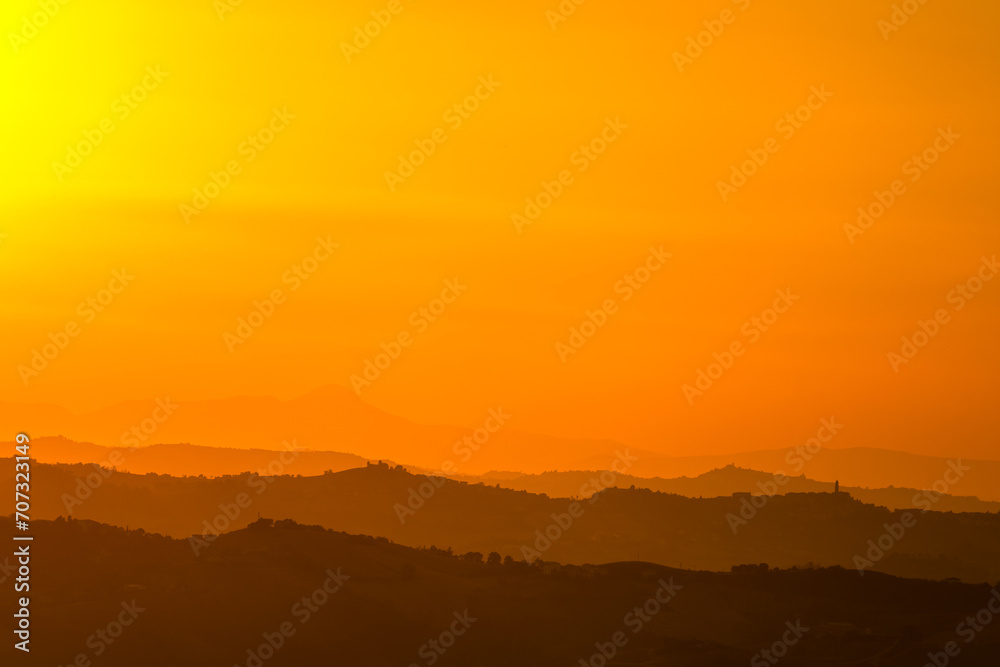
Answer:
[[1, 516, 997, 666], [10, 461, 1000, 583]]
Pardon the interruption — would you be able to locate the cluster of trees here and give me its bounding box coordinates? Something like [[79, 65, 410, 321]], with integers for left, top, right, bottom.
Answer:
[[363, 460, 407, 472], [47, 515, 176, 544], [422, 544, 536, 569], [243, 517, 541, 574], [731, 563, 769, 574]]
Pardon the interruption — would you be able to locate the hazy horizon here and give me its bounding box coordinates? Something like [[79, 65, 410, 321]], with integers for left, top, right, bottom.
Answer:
[[4, 0, 998, 664]]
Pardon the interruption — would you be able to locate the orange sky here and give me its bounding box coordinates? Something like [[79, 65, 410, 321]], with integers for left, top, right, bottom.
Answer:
[[2, 0, 998, 460]]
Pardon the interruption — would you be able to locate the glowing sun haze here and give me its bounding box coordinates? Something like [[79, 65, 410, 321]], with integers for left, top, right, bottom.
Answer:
[[2, 0, 998, 462]]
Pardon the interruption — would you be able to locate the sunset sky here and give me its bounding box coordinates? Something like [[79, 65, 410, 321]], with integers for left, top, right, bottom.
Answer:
[[2, 0, 998, 460]]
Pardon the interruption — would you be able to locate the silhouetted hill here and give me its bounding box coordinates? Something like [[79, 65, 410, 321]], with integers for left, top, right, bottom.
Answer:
[[465, 464, 1000, 513], [576, 447, 1000, 503], [16, 435, 374, 478], [11, 433, 1000, 505], [10, 461, 999, 584], [7, 393, 999, 496], [1, 516, 998, 666]]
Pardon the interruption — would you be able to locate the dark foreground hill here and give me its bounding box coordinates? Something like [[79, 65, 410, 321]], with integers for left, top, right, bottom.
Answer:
[[1, 517, 998, 666], [10, 462, 1000, 583]]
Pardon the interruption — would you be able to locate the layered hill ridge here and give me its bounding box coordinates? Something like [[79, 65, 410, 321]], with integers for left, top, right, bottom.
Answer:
[[9, 461, 999, 584], [4, 388, 998, 496], [1, 516, 998, 667], [468, 464, 1000, 513], [0, 386, 630, 474], [11, 433, 1000, 504]]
